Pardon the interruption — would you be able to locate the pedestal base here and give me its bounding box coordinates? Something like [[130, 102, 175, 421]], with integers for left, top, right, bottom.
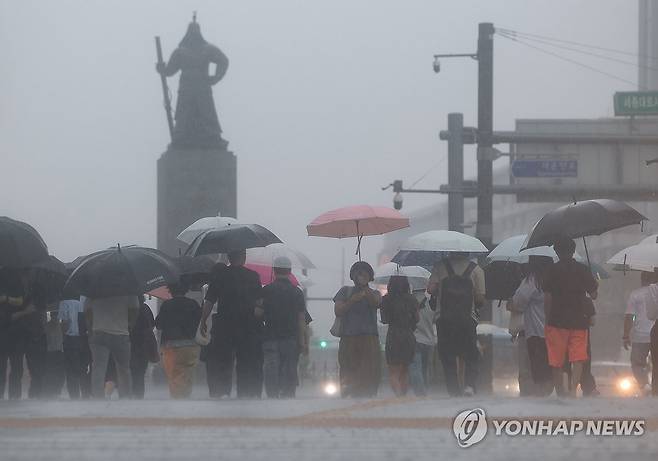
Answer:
[[157, 146, 237, 257]]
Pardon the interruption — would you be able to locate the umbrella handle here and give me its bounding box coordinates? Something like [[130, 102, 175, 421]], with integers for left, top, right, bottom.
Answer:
[[582, 236, 591, 269], [355, 234, 363, 261], [355, 221, 363, 261]]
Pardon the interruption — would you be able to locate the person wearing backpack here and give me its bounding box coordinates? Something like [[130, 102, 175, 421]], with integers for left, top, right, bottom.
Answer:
[[428, 253, 485, 397], [257, 257, 307, 398]]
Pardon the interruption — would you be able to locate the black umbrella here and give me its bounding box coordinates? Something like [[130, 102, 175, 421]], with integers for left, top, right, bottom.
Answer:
[[522, 199, 646, 265], [185, 224, 282, 256], [65, 245, 181, 298], [176, 255, 216, 285], [483, 261, 524, 302], [30, 256, 69, 304], [0, 217, 48, 268]]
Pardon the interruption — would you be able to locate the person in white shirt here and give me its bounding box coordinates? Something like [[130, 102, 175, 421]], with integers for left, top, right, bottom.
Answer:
[[511, 256, 554, 397], [625, 271, 658, 392], [409, 289, 437, 396], [646, 282, 658, 396], [84, 295, 139, 399]]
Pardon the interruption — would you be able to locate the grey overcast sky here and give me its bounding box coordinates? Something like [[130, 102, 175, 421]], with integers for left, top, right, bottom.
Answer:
[[0, 1, 637, 311]]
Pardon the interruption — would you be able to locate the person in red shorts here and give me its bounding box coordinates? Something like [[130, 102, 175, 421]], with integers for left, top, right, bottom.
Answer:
[[543, 235, 598, 397]]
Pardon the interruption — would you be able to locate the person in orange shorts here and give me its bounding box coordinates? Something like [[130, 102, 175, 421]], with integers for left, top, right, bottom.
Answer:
[[543, 236, 598, 397]]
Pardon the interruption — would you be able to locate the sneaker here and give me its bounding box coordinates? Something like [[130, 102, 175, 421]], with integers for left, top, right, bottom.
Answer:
[[463, 386, 475, 397]]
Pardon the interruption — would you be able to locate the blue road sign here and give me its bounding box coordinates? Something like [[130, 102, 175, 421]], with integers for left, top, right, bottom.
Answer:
[[511, 159, 578, 178]]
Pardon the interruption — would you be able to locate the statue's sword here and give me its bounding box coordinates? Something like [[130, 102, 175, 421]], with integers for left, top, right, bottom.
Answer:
[[155, 36, 175, 141]]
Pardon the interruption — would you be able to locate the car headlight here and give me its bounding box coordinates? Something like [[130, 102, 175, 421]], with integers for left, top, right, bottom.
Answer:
[[323, 382, 338, 396], [616, 377, 634, 394]]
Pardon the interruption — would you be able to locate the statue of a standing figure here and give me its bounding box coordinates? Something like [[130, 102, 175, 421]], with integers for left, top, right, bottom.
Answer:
[[156, 17, 229, 149]]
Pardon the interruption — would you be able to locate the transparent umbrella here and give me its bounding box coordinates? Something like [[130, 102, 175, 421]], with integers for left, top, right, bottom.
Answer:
[[392, 230, 488, 267], [177, 213, 239, 245], [246, 243, 315, 270]]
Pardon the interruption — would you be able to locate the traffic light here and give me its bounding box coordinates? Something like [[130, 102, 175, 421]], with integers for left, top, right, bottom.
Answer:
[[319, 340, 328, 349]]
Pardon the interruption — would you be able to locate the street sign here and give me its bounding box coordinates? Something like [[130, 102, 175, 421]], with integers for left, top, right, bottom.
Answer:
[[614, 91, 658, 116], [511, 159, 578, 178]]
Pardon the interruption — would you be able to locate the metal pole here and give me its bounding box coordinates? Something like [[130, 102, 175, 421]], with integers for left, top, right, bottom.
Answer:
[[476, 23, 495, 395], [448, 113, 465, 233], [477, 22, 495, 251]]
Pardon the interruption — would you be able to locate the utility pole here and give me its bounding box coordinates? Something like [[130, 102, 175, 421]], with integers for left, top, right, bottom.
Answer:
[[447, 113, 465, 233], [477, 22, 495, 250]]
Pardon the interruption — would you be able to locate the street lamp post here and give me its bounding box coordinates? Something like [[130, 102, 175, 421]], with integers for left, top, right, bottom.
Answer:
[[476, 22, 495, 250]]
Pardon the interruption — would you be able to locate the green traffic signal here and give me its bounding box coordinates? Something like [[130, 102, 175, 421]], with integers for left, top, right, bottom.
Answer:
[[319, 340, 328, 349]]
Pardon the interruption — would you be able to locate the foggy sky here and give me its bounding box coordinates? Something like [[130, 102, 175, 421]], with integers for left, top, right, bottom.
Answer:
[[0, 0, 638, 318]]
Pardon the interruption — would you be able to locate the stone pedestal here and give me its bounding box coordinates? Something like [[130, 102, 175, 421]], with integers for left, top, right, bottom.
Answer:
[[157, 146, 237, 257]]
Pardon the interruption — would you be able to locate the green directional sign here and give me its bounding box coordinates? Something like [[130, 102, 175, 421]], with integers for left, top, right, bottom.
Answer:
[[614, 91, 658, 116]]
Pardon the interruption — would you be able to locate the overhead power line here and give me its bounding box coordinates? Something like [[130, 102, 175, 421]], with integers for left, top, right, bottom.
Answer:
[[496, 31, 643, 90], [497, 30, 658, 73], [497, 27, 658, 62]]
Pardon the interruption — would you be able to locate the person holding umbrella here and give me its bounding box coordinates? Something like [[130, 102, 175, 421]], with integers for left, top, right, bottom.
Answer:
[[83, 292, 140, 399], [510, 255, 554, 396], [543, 236, 598, 398], [200, 250, 264, 398], [646, 282, 658, 396], [622, 270, 658, 394], [67, 245, 182, 399], [333, 261, 382, 398], [380, 275, 419, 397], [0, 268, 30, 399], [57, 290, 91, 399], [129, 295, 157, 399], [258, 256, 307, 399], [427, 252, 485, 397], [155, 282, 201, 399]]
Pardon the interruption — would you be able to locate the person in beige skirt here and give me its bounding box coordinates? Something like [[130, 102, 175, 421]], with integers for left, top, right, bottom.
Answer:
[[155, 283, 201, 398]]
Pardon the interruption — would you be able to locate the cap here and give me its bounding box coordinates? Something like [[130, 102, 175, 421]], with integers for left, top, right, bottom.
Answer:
[[273, 256, 292, 270]]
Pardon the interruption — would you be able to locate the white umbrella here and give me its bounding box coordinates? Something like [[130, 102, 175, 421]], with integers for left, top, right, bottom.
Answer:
[[392, 230, 488, 267], [487, 235, 558, 264], [177, 213, 239, 244], [607, 244, 658, 272], [639, 234, 658, 245], [487, 234, 586, 265], [246, 243, 316, 270], [399, 230, 488, 252], [374, 262, 431, 280], [373, 263, 430, 291]]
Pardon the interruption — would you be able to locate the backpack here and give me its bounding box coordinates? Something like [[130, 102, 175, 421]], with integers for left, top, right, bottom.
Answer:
[[440, 260, 477, 321]]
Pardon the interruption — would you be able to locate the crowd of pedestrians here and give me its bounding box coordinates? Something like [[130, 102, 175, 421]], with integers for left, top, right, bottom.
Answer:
[[1, 235, 657, 400]]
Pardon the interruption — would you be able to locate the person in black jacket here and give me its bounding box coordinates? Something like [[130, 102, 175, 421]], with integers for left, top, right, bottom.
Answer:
[[129, 296, 156, 399], [155, 282, 201, 398], [0, 269, 28, 399], [258, 257, 307, 398], [200, 251, 264, 398]]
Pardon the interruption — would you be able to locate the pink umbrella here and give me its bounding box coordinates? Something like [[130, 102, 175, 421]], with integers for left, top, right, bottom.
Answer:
[[306, 205, 409, 260], [147, 286, 172, 301], [245, 263, 300, 287]]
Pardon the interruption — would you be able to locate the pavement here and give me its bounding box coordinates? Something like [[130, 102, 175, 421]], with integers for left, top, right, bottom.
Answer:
[[1, 389, 658, 461]]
